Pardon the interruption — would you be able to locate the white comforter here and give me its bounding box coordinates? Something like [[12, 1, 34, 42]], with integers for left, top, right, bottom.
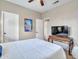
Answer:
[[0, 38, 66, 59]]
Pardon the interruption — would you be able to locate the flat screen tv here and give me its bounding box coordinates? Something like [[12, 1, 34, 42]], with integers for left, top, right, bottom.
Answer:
[[51, 26, 70, 36]]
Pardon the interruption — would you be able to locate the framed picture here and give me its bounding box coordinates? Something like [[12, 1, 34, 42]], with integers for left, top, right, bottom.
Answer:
[[24, 18, 32, 32]]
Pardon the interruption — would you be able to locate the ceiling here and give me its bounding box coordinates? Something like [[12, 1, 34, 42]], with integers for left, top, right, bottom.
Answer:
[[6, 0, 72, 13]]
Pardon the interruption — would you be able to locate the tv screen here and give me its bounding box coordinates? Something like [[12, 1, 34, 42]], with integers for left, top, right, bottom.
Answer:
[[51, 26, 69, 36]]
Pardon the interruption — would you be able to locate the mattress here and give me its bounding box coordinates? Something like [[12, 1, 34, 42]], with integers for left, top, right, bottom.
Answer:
[[0, 38, 66, 59]]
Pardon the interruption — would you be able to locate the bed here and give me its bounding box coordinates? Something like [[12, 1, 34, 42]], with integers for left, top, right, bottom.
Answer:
[[0, 38, 66, 59]]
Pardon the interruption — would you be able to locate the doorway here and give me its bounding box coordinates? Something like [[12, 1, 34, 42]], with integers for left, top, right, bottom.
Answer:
[[36, 19, 44, 39], [44, 19, 50, 40], [1, 11, 19, 43]]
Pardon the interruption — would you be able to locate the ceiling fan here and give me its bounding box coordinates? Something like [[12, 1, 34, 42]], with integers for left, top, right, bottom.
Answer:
[[28, 0, 44, 6]]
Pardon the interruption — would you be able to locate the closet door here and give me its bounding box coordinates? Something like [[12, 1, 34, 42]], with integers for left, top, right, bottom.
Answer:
[[36, 19, 44, 39], [1, 11, 19, 43], [44, 19, 49, 40]]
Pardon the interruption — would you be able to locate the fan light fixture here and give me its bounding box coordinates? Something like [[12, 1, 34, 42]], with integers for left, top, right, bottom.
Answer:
[[28, 0, 59, 6], [28, 0, 44, 6]]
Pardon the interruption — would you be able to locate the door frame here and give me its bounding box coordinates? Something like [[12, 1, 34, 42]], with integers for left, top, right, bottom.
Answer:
[[43, 18, 50, 40], [1, 11, 4, 43]]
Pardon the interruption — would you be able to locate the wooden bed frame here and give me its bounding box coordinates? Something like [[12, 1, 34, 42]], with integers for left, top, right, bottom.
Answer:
[[48, 35, 74, 55]]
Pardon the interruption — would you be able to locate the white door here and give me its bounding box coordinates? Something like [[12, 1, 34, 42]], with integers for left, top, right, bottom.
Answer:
[[36, 19, 44, 39], [1, 11, 19, 43], [44, 19, 50, 40]]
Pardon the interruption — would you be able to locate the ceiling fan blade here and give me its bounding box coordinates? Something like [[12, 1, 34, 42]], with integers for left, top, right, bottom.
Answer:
[[28, 0, 34, 3], [40, 0, 44, 6]]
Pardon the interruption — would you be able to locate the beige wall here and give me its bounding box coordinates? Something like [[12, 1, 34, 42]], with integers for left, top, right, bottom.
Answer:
[[42, 0, 78, 45], [0, 0, 41, 40]]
